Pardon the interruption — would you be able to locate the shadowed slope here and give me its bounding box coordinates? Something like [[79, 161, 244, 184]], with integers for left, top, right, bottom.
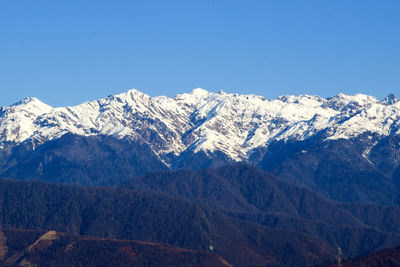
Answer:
[[0, 229, 232, 267], [0, 179, 335, 266]]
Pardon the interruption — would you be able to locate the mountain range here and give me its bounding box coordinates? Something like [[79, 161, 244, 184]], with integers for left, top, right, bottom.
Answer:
[[1, 89, 400, 202], [1, 89, 399, 166], [1, 89, 400, 266]]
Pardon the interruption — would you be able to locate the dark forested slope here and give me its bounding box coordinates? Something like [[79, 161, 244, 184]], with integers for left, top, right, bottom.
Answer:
[[328, 245, 400, 267], [0, 179, 335, 267], [260, 137, 399, 205], [123, 164, 400, 258], [0, 134, 167, 186], [0, 229, 231, 267]]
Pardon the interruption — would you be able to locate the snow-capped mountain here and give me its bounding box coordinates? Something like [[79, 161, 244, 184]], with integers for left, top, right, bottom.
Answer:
[[1, 89, 399, 164]]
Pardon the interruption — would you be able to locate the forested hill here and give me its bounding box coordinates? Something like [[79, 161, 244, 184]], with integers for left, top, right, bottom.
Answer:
[[0, 178, 335, 267], [0, 229, 231, 267], [123, 164, 400, 259]]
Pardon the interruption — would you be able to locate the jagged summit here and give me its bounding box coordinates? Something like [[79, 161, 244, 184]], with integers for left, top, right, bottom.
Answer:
[[1, 88, 400, 163], [102, 89, 151, 103], [382, 93, 398, 105], [11, 96, 40, 106], [10, 96, 53, 110], [0, 97, 53, 144]]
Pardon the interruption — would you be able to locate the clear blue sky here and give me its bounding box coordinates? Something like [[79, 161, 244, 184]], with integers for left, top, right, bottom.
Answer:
[[1, 0, 399, 107]]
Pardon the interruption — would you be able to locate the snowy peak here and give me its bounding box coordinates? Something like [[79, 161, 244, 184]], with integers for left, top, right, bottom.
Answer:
[[382, 93, 398, 105], [1, 89, 400, 163], [190, 88, 210, 96], [278, 94, 325, 104], [322, 93, 378, 111], [11, 97, 39, 106], [98, 89, 151, 107], [0, 97, 53, 144], [10, 97, 53, 114]]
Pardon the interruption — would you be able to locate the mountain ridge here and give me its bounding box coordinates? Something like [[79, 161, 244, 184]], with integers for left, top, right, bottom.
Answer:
[[1, 89, 399, 166], [0, 178, 337, 266]]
